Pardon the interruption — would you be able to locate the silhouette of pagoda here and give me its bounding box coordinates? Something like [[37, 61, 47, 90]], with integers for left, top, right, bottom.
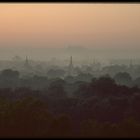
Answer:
[[24, 56, 31, 70], [68, 56, 74, 76]]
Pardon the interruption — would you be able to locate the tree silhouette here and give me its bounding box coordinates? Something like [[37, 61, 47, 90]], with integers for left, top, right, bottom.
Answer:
[[114, 72, 132, 86], [0, 69, 19, 88]]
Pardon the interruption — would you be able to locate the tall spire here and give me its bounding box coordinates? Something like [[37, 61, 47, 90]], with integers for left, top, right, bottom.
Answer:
[[70, 56, 73, 66], [68, 56, 74, 76], [24, 56, 30, 69], [25, 56, 29, 65]]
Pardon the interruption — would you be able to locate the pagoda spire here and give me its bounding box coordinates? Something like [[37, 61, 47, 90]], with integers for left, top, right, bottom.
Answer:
[[68, 56, 74, 76]]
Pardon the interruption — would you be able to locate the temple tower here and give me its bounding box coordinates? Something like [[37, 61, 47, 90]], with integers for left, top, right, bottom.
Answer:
[[68, 56, 74, 76]]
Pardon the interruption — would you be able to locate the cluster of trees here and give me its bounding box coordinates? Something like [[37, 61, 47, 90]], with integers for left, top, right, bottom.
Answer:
[[1, 68, 140, 88], [0, 69, 140, 137]]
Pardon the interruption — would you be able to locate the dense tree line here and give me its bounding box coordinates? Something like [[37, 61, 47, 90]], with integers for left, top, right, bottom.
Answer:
[[0, 69, 140, 137]]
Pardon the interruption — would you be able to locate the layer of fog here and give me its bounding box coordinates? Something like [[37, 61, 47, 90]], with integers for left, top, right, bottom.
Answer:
[[0, 45, 140, 65]]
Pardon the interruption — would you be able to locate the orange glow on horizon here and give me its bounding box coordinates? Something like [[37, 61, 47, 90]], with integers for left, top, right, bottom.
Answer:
[[0, 3, 140, 48]]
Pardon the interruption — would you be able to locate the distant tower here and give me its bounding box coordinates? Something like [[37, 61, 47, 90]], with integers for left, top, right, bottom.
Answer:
[[68, 56, 74, 76], [24, 56, 30, 69], [12, 55, 22, 62]]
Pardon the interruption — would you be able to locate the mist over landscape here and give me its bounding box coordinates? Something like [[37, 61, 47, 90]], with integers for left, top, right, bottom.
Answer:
[[0, 46, 140, 62], [0, 3, 140, 138]]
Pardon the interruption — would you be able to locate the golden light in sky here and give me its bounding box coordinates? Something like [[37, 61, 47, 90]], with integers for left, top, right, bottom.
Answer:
[[0, 3, 140, 49]]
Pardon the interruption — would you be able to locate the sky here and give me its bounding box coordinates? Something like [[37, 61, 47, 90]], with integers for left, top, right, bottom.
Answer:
[[0, 3, 140, 60]]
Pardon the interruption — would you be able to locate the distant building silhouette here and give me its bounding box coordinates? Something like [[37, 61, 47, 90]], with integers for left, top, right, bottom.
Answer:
[[68, 56, 74, 76], [23, 56, 33, 73], [91, 58, 101, 71], [12, 55, 22, 62], [24, 56, 30, 68]]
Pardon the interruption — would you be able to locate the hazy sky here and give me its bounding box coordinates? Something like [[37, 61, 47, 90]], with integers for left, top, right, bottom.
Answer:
[[0, 3, 140, 60]]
